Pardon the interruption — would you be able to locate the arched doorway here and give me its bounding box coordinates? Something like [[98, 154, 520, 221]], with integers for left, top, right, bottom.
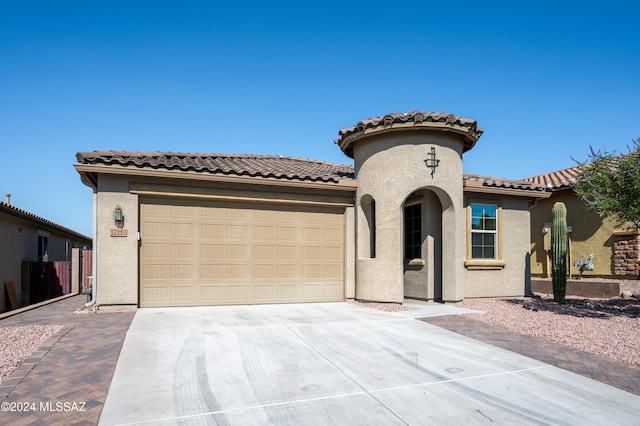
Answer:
[[402, 189, 443, 301]]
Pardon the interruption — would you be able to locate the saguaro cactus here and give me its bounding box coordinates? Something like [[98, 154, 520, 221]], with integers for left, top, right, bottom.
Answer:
[[551, 202, 568, 303]]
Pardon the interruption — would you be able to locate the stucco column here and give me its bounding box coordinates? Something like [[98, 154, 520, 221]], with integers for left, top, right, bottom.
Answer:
[[335, 112, 483, 304]]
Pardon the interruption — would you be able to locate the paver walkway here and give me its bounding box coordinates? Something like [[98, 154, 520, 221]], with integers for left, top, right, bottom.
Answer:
[[0, 295, 135, 425], [422, 315, 640, 396]]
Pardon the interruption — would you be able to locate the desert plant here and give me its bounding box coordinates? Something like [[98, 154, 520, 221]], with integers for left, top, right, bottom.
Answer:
[[552, 202, 568, 303], [573, 138, 640, 230]]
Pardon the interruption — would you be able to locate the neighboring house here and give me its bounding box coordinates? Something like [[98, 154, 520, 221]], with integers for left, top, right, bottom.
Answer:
[[75, 111, 549, 308], [0, 195, 92, 313], [525, 165, 639, 279]]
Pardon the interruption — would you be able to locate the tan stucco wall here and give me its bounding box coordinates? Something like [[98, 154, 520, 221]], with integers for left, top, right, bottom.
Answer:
[[95, 174, 140, 305], [353, 131, 466, 303], [93, 173, 356, 306], [463, 195, 532, 298], [344, 206, 356, 299], [530, 190, 618, 278]]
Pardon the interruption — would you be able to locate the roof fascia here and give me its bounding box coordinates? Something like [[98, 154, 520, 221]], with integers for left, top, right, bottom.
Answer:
[[74, 164, 358, 192], [339, 123, 478, 156], [463, 185, 551, 199]]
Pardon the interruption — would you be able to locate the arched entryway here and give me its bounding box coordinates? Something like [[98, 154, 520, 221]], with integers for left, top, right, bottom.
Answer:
[[402, 189, 443, 301]]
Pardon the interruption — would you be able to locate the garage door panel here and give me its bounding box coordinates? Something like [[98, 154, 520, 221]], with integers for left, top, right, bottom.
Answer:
[[226, 224, 248, 239], [171, 205, 194, 217], [276, 264, 296, 279], [144, 222, 168, 238], [201, 206, 225, 218], [201, 285, 225, 302], [226, 285, 249, 302], [302, 285, 323, 301], [276, 227, 296, 241], [170, 286, 194, 303], [323, 284, 343, 299], [277, 246, 297, 260], [303, 227, 323, 242], [254, 264, 275, 279], [202, 224, 224, 239], [276, 284, 299, 301], [254, 226, 275, 240], [253, 209, 277, 221], [171, 223, 193, 238], [226, 245, 248, 259], [201, 244, 224, 259], [170, 244, 193, 258], [253, 285, 276, 302], [144, 204, 171, 216], [201, 264, 224, 279], [142, 286, 169, 305], [170, 264, 193, 280], [144, 243, 169, 259], [323, 229, 343, 243], [140, 200, 345, 307], [226, 264, 248, 279], [254, 245, 275, 259], [142, 264, 169, 280]]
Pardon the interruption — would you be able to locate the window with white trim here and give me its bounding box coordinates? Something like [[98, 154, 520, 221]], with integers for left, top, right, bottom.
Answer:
[[470, 203, 497, 259]]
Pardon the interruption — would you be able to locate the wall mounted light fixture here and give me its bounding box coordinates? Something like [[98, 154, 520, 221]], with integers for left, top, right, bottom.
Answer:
[[113, 206, 123, 222]]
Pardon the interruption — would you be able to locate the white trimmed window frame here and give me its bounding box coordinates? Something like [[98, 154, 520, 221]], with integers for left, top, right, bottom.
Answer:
[[465, 199, 506, 270]]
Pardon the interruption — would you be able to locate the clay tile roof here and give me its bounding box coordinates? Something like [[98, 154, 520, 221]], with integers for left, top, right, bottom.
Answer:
[[335, 111, 484, 158], [463, 174, 548, 192], [76, 151, 355, 183], [0, 201, 91, 240], [522, 165, 580, 191]]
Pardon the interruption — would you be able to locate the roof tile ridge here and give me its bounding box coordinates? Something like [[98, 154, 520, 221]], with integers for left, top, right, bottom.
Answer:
[[0, 201, 90, 239]]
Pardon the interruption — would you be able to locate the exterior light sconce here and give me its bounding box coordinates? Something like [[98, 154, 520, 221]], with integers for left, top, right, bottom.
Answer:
[[424, 147, 440, 178], [113, 206, 124, 225], [111, 206, 128, 236]]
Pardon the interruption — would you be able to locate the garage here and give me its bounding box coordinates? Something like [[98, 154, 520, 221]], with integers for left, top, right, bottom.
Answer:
[[139, 197, 345, 307]]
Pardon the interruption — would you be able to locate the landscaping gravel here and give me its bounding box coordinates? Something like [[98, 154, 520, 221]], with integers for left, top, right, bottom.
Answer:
[[0, 324, 63, 384], [457, 295, 640, 367]]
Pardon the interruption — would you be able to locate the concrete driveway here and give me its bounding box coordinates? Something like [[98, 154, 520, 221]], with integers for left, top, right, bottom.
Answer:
[[101, 301, 640, 425]]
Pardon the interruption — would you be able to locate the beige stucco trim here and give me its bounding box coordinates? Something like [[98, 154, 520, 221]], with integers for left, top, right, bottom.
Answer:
[[130, 189, 353, 208], [75, 164, 358, 192], [612, 230, 640, 236], [463, 259, 507, 270]]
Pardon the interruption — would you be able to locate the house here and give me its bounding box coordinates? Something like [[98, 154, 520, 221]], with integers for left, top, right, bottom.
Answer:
[[74, 111, 550, 308], [525, 165, 640, 280], [0, 195, 92, 313]]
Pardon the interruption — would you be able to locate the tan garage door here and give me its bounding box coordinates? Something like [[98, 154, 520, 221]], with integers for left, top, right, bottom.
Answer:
[[139, 198, 345, 307]]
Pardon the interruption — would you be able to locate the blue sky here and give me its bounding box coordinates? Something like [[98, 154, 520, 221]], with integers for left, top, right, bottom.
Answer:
[[1, 1, 639, 237]]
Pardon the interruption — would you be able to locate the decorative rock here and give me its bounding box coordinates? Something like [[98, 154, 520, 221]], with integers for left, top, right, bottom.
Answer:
[[621, 290, 633, 299]]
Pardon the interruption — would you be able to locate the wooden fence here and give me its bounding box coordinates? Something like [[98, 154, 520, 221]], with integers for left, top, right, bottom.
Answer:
[[19, 248, 93, 307]]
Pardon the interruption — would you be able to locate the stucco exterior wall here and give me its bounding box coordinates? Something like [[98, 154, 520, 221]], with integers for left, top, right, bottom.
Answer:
[[95, 174, 140, 305], [353, 132, 466, 303], [344, 206, 356, 299], [463, 195, 532, 298], [529, 190, 617, 278]]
